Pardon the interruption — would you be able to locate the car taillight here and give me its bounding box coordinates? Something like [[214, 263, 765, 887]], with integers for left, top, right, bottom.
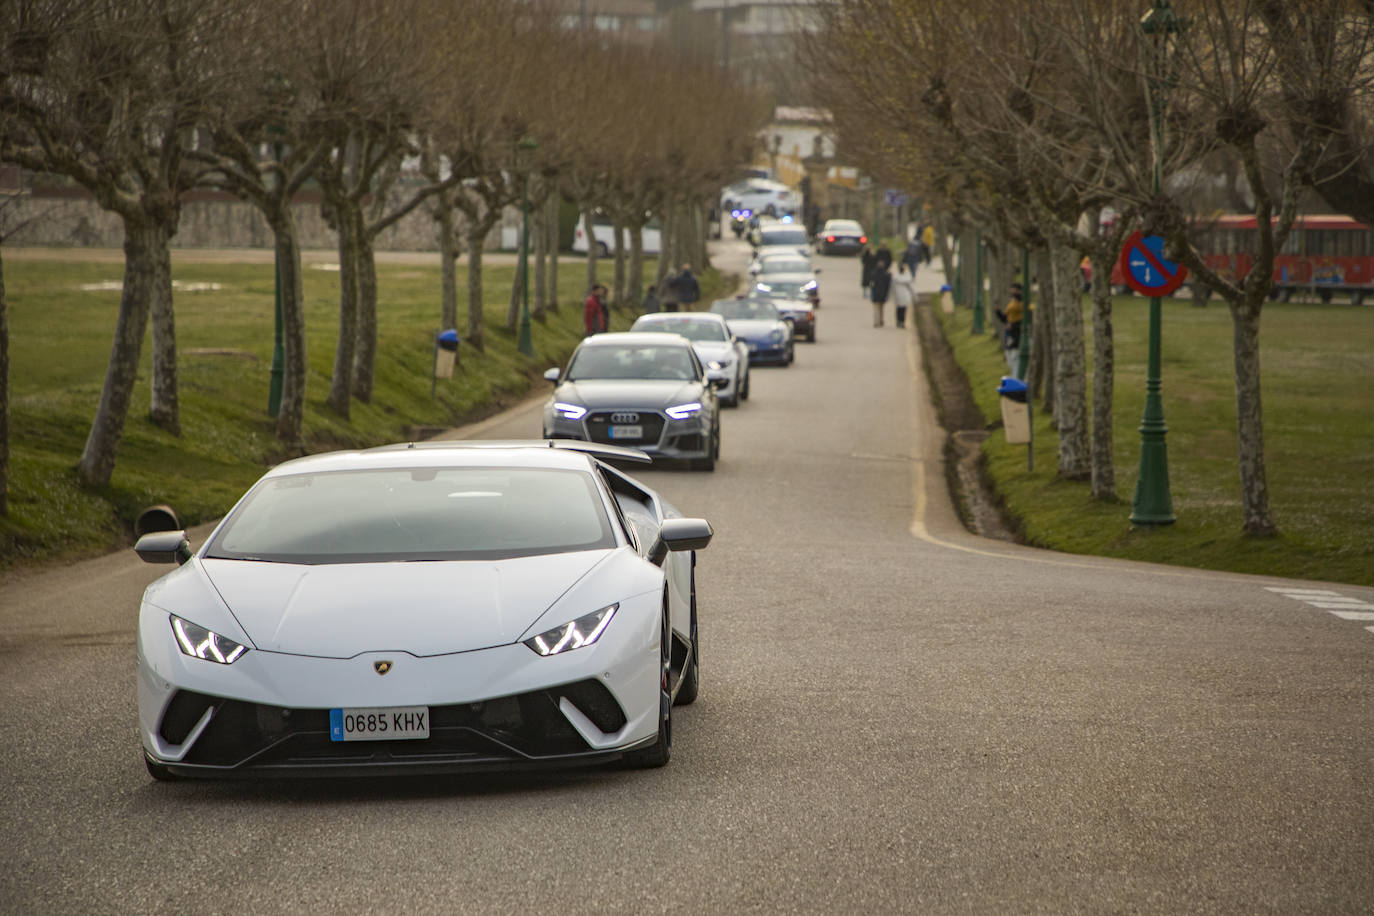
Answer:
[[859, 236, 867, 243], [826, 235, 835, 242]]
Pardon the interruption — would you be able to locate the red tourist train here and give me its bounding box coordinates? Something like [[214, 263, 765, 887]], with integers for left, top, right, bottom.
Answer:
[[1111, 214, 1374, 303]]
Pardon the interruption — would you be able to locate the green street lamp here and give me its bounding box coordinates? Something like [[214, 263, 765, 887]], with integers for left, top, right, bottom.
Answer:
[[1131, 0, 1182, 526], [516, 137, 538, 357]]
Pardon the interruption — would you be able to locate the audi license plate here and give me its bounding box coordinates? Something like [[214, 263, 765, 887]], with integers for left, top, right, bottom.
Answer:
[[609, 425, 642, 440], [329, 706, 429, 742]]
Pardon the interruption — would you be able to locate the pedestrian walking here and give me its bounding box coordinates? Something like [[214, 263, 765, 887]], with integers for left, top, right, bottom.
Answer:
[[870, 263, 892, 327], [583, 284, 609, 336], [875, 241, 893, 273], [903, 236, 922, 276], [892, 262, 915, 328], [860, 245, 876, 300], [675, 263, 700, 310]]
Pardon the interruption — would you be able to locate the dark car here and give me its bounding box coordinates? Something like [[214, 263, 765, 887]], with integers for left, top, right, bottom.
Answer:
[[816, 219, 867, 255]]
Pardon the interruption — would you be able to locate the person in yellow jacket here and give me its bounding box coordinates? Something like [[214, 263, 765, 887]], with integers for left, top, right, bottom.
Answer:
[[995, 284, 1024, 350], [921, 223, 935, 263]]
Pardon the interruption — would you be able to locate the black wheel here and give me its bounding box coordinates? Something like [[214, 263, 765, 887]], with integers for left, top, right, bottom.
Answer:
[[740, 370, 750, 400], [807, 327, 817, 342], [675, 566, 700, 706], [626, 606, 672, 768], [785, 344, 795, 365], [695, 424, 717, 471], [144, 753, 180, 782]]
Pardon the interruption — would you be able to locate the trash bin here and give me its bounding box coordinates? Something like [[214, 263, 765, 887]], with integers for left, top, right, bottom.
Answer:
[[940, 283, 955, 314], [135, 504, 181, 537], [434, 329, 460, 379], [997, 376, 1030, 444]]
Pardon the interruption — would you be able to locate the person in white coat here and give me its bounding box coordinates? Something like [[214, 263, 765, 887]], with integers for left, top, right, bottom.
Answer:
[[892, 262, 915, 329]]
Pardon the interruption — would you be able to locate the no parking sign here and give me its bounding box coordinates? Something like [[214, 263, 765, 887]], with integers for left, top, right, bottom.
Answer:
[[1119, 231, 1188, 297]]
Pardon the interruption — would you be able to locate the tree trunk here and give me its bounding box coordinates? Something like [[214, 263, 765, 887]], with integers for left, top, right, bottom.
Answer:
[[436, 201, 458, 331], [582, 204, 599, 294], [546, 194, 560, 313], [77, 222, 161, 487], [145, 224, 179, 436], [655, 207, 673, 289], [352, 221, 378, 402], [629, 223, 645, 309], [0, 246, 9, 515], [327, 203, 359, 417], [1089, 248, 1116, 500], [465, 229, 487, 352], [1032, 247, 1055, 414], [533, 194, 548, 322], [612, 215, 627, 308], [1230, 298, 1277, 536], [271, 211, 307, 450], [934, 212, 956, 281], [1049, 239, 1089, 480]]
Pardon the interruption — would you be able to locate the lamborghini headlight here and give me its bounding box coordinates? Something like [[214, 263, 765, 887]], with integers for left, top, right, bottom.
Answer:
[[171, 615, 248, 665], [523, 604, 617, 656]]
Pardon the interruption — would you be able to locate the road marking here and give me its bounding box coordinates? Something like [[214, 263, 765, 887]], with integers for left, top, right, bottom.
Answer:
[[1265, 586, 1374, 632]]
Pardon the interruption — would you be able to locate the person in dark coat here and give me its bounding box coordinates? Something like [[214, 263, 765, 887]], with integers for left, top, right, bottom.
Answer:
[[674, 263, 700, 309], [860, 246, 877, 300], [875, 241, 893, 272], [870, 263, 892, 327]]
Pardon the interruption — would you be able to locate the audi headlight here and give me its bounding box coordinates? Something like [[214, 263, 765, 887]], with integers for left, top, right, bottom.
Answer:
[[171, 615, 248, 665], [666, 402, 703, 420], [553, 402, 587, 420], [707, 358, 732, 370], [523, 604, 617, 656]]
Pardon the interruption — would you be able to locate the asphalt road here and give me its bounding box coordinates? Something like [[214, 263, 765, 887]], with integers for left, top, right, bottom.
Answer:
[[2, 238, 1372, 914]]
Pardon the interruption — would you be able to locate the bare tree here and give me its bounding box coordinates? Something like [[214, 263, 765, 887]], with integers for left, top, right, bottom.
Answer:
[[1, 0, 240, 483]]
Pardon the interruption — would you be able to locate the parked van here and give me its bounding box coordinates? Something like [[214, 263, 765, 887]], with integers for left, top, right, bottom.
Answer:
[[573, 213, 663, 256]]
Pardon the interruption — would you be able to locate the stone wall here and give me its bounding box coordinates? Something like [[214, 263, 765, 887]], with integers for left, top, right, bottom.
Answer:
[[2, 185, 521, 252]]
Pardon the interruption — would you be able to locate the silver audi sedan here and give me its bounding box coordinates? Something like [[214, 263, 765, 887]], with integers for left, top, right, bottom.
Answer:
[[543, 332, 722, 471]]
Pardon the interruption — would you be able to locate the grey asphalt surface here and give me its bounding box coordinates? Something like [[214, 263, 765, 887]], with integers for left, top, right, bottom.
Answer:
[[2, 237, 1372, 914]]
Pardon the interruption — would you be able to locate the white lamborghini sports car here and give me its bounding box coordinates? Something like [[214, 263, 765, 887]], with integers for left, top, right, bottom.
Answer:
[[134, 440, 712, 780]]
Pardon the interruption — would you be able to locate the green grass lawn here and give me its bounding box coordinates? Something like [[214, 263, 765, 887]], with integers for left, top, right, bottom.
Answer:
[[2, 252, 730, 568], [937, 295, 1374, 586]]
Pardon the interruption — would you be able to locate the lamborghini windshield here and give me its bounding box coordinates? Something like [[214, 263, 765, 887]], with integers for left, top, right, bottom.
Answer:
[[206, 467, 615, 563]]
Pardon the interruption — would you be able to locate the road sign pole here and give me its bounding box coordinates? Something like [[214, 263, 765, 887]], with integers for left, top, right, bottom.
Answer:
[[1130, 295, 1175, 524]]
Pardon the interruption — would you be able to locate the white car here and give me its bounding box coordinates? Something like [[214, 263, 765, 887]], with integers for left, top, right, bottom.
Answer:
[[721, 179, 798, 218], [573, 213, 662, 256], [630, 312, 751, 407], [134, 440, 712, 779]]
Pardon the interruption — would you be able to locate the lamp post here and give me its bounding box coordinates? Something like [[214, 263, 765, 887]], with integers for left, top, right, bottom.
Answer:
[[516, 137, 538, 357], [1131, 0, 1181, 526]]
